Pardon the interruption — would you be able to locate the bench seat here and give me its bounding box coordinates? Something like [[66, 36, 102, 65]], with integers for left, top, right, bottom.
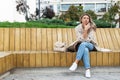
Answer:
[[0, 28, 120, 75]]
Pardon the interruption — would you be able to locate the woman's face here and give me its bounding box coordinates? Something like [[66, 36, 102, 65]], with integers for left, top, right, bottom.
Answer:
[[81, 15, 90, 25]]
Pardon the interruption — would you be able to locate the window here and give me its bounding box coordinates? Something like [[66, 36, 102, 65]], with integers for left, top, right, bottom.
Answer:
[[83, 3, 95, 11], [96, 3, 106, 12], [61, 4, 71, 11], [57, 4, 60, 12]]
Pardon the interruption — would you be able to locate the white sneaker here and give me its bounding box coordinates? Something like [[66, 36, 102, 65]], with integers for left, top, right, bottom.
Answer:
[[69, 62, 77, 71], [85, 69, 91, 78]]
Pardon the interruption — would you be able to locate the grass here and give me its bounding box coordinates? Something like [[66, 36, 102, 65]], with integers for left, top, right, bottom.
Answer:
[[0, 21, 74, 28]]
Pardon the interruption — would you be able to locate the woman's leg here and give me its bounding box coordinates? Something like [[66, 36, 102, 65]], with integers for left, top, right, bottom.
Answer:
[[76, 42, 94, 61], [81, 43, 94, 78], [82, 48, 90, 69], [83, 48, 91, 78], [69, 42, 94, 71]]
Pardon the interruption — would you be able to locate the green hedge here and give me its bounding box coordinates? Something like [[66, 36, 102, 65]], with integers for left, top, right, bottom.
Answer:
[[0, 21, 72, 28], [94, 20, 116, 28], [0, 19, 116, 28]]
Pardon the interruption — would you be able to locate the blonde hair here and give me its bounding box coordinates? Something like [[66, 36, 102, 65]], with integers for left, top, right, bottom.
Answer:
[[79, 13, 96, 31]]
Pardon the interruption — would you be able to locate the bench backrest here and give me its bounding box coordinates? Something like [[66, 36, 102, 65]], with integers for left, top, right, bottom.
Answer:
[[0, 28, 120, 52]]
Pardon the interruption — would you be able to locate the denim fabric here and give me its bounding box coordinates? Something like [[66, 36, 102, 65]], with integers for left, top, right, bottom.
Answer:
[[76, 42, 94, 69]]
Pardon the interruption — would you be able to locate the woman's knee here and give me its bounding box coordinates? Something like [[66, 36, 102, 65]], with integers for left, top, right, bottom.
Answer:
[[84, 48, 89, 54], [80, 42, 88, 46]]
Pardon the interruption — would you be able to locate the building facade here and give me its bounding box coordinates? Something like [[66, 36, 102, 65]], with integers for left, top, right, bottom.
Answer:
[[36, 0, 119, 17]]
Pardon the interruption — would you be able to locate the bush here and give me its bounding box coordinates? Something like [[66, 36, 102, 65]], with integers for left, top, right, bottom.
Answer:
[[94, 20, 116, 28], [50, 19, 65, 25], [85, 10, 97, 20], [66, 21, 79, 26], [38, 19, 65, 25]]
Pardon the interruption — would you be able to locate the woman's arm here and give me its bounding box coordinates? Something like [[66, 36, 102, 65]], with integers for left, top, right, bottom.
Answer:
[[75, 25, 84, 41], [82, 23, 91, 39]]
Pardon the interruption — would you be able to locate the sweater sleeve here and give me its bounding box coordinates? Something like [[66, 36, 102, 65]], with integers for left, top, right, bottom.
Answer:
[[75, 24, 84, 41]]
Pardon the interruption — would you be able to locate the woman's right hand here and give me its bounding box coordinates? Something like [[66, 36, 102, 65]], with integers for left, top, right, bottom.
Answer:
[[84, 23, 91, 31]]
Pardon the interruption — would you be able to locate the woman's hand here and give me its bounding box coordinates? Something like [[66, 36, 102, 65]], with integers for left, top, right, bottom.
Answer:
[[84, 23, 91, 31], [82, 23, 91, 39]]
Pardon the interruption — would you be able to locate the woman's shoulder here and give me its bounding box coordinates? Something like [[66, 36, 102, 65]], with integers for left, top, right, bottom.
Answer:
[[75, 24, 82, 30]]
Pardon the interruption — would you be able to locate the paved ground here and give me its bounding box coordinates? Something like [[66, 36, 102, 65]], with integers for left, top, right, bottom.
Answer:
[[1, 67, 120, 80]]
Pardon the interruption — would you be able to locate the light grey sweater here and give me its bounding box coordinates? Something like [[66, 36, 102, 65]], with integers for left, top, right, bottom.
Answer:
[[75, 24, 96, 45]]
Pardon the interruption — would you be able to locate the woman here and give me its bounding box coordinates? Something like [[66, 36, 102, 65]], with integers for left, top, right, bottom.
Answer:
[[69, 13, 97, 78]]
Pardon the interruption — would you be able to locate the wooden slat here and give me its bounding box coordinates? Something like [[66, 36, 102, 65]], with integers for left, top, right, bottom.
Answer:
[[47, 28, 53, 51], [2, 57, 6, 73], [31, 28, 37, 51], [30, 53, 36, 67], [15, 28, 20, 51], [71, 28, 76, 41], [36, 28, 42, 50], [101, 29, 109, 48], [114, 29, 120, 50], [90, 52, 97, 66], [36, 28, 42, 67], [23, 53, 30, 67], [61, 28, 67, 66], [10, 28, 15, 51], [109, 29, 116, 49], [96, 29, 104, 47], [66, 28, 73, 66], [105, 29, 114, 50], [48, 51, 54, 67], [36, 53, 42, 67], [71, 29, 76, 66], [109, 29, 119, 50], [21, 28, 26, 50], [96, 29, 103, 66], [6, 55, 11, 70], [114, 29, 120, 66], [104, 29, 114, 66], [16, 54, 23, 67], [118, 29, 120, 66], [41, 28, 48, 67], [52, 28, 57, 66], [15, 28, 22, 68], [114, 52, 120, 66], [90, 29, 97, 66], [0, 57, 3, 74], [8, 54, 12, 69], [13, 54, 17, 68], [111, 29, 120, 66], [109, 53, 114, 66], [54, 28, 61, 66], [41, 28, 47, 50], [0, 28, 4, 51], [47, 28, 54, 66], [108, 29, 117, 66], [26, 28, 31, 50], [4, 28, 9, 51], [57, 28, 62, 42], [100, 29, 109, 66], [42, 53, 48, 67], [96, 52, 102, 66], [9, 54, 13, 70]]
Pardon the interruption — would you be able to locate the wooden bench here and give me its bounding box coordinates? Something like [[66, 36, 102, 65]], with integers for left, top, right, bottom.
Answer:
[[0, 28, 120, 75], [0, 52, 14, 74]]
